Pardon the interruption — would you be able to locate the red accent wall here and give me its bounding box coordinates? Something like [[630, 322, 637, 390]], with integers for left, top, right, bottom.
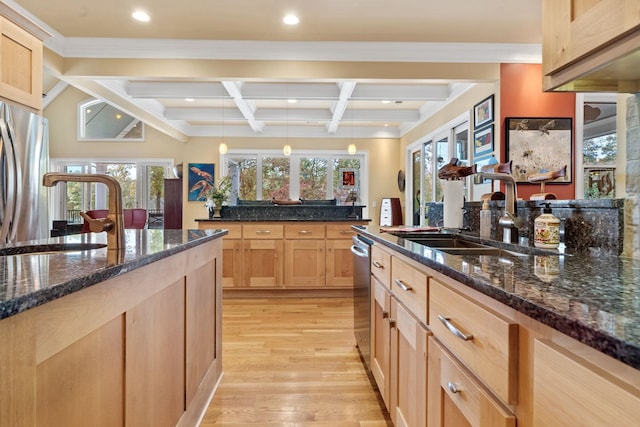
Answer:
[[500, 64, 576, 200]]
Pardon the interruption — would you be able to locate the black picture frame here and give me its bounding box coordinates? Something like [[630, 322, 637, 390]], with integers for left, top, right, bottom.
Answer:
[[474, 95, 494, 128], [505, 117, 573, 184]]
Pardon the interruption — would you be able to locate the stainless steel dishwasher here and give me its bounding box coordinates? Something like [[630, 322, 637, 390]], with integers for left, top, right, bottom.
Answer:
[[351, 234, 372, 371]]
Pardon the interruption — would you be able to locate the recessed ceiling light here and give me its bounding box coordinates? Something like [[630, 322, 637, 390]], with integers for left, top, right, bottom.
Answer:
[[132, 10, 150, 22], [381, 100, 391, 104], [288, 99, 297, 104], [283, 14, 300, 25], [185, 98, 194, 102]]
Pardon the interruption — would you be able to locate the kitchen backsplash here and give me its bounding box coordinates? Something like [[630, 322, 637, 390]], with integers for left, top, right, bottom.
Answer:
[[425, 199, 624, 255]]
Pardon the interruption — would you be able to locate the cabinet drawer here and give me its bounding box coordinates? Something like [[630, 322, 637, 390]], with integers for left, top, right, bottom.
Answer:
[[326, 224, 356, 239], [390, 256, 427, 325], [285, 224, 325, 239], [242, 224, 284, 239], [219, 223, 242, 239], [429, 280, 518, 404], [371, 245, 391, 289], [438, 339, 516, 427]]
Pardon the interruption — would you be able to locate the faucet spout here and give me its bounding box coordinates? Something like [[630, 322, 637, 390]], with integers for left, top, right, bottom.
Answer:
[[476, 171, 522, 243], [43, 173, 125, 250]]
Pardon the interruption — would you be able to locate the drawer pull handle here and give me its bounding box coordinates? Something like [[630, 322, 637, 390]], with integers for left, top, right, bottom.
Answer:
[[372, 261, 384, 269], [382, 310, 389, 319], [298, 230, 312, 235], [388, 319, 396, 328], [447, 382, 460, 394], [340, 230, 352, 234], [256, 230, 271, 235], [395, 279, 413, 291], [438, 315, 474, 341]]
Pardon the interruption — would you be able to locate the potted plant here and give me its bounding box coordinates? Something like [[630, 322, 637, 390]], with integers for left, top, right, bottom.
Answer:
[[204, 175, 232, 219]]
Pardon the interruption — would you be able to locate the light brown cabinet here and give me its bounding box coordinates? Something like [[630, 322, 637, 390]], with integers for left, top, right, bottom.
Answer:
[[371, 277, 392, 407], [542, 0, 640, 92], [200, 221, 366, 290], [428, 337, 515, 427], [0, 238, 223, 427], [0, 16, 43, 110], [533, 339, 640, 426]]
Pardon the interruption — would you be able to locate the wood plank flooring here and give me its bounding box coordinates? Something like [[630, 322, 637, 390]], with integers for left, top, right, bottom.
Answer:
[[200, 297, 392, 427]]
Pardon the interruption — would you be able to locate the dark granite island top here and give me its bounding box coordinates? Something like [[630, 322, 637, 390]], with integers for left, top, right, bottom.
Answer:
[[0, 228, 226, 320], [356, 226, 640, 369]]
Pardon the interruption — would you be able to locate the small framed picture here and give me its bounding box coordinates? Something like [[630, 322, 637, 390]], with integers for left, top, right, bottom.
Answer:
[[474, 95, 494, 128], [473, 124, 494, 157], [339, 168, 358, 189]]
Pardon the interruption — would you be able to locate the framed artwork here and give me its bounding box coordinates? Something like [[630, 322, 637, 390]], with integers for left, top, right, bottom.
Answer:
[[474, 95, 494, 128], [339, 168, 358, 189], [505, 117, 572, 183], [473, 124, 494, 157], [187, 163, 215, 201]]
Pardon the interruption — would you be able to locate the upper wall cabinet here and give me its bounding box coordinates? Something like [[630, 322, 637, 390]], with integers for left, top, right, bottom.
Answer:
[[0, 13, 46, 110], [542, 0, 640, 92]]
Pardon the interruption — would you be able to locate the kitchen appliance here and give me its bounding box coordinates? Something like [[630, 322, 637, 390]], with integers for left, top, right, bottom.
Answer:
[[0, 101, 49, 243], [351, 233, 373, 371]]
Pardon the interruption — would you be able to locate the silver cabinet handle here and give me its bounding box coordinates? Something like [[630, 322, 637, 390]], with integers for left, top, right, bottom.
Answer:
[[394, 279, 413, 291], [256, 230, 271, 235], [372, 261, 384, 269], [298, 230, 312, 235], [340, 230, 352, 234], [438, 315, 473, 341], [447, 382, 460, 394]]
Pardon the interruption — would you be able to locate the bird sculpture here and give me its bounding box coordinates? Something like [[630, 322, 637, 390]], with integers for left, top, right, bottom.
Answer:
[[437, 158, 477, 180]]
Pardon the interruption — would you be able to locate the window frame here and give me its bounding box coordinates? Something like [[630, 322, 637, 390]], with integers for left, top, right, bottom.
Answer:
[[220, 148, 368, 206]]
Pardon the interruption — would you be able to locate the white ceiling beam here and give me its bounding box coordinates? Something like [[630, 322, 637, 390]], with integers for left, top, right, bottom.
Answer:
[[127, 81, 228, 98], [327, 82, 356, 134], [164, 107, 246, 121], [351, 84, 450, 100], [221, 80, 264, 133]]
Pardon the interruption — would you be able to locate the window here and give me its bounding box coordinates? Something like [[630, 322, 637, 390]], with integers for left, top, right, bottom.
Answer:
[[49, 159, 172, 223], [224, 150, 367, 204], [78, 98, 144, 141], [582, 98, 617, 199], [409, 114, 469, 226]]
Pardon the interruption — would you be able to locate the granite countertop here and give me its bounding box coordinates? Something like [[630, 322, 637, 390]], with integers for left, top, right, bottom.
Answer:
[[0, 229, 226, 320], [357, 226, 640, 369]]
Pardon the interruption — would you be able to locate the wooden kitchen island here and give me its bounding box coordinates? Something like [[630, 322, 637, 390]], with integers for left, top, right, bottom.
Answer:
[[0, 229, 226, 427]]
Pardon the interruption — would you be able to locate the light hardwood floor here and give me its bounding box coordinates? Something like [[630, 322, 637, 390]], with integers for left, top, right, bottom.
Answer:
[[200, 297, 393, 427]]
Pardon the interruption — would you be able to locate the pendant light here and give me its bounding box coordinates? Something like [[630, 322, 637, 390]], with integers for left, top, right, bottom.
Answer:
[[348, 102, 356, 154]]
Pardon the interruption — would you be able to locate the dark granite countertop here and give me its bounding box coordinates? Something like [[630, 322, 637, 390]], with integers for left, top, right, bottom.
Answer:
[[356, 226, 640, 370], [0, 229, 226, 320]]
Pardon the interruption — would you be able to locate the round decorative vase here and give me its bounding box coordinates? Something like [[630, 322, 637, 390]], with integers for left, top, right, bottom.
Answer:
[[173, 163, 183, 179]]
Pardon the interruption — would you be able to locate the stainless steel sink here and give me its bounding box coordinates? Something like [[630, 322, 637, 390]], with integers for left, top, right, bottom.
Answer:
[[0, 243, 107, 256], [405, 238, 488, 249]]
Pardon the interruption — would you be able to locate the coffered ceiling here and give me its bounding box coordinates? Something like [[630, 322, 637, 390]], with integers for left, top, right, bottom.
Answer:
[[7, 0, 542, 141]]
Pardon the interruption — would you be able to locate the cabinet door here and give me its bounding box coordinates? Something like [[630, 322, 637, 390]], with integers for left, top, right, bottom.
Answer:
[[36, 316, 124, 427], [371, 277, 392, 408], [163, 179, 183, 229], [390, 298, 428, 427], [0, 17, 42, 110], [126, 280, 185, 427], [243, 239, 284, 287], [185, 259, 218, 404], [222, 238, 243, 288], [325, 238, 354, 287], [533, 339, 640, 426], [427, 337, 515, 427], [284, 239, 325, 287]]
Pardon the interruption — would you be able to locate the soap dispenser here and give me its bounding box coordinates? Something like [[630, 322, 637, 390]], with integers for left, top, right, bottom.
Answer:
[[479, 199, 491, 238], [534, 203, 560, 249]]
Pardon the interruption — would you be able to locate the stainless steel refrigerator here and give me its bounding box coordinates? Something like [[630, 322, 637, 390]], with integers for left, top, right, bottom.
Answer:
[[0, 100, 49, 243]]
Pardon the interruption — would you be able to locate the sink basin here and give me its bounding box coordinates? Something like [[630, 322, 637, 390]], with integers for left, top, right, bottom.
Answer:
[[0, 243, 107, 256], [406, 238, 488, 249]]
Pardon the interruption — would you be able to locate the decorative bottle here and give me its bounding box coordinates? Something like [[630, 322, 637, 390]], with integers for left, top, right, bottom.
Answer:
[[534, 203, 560, 249], [479, 199, 491, 238]]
